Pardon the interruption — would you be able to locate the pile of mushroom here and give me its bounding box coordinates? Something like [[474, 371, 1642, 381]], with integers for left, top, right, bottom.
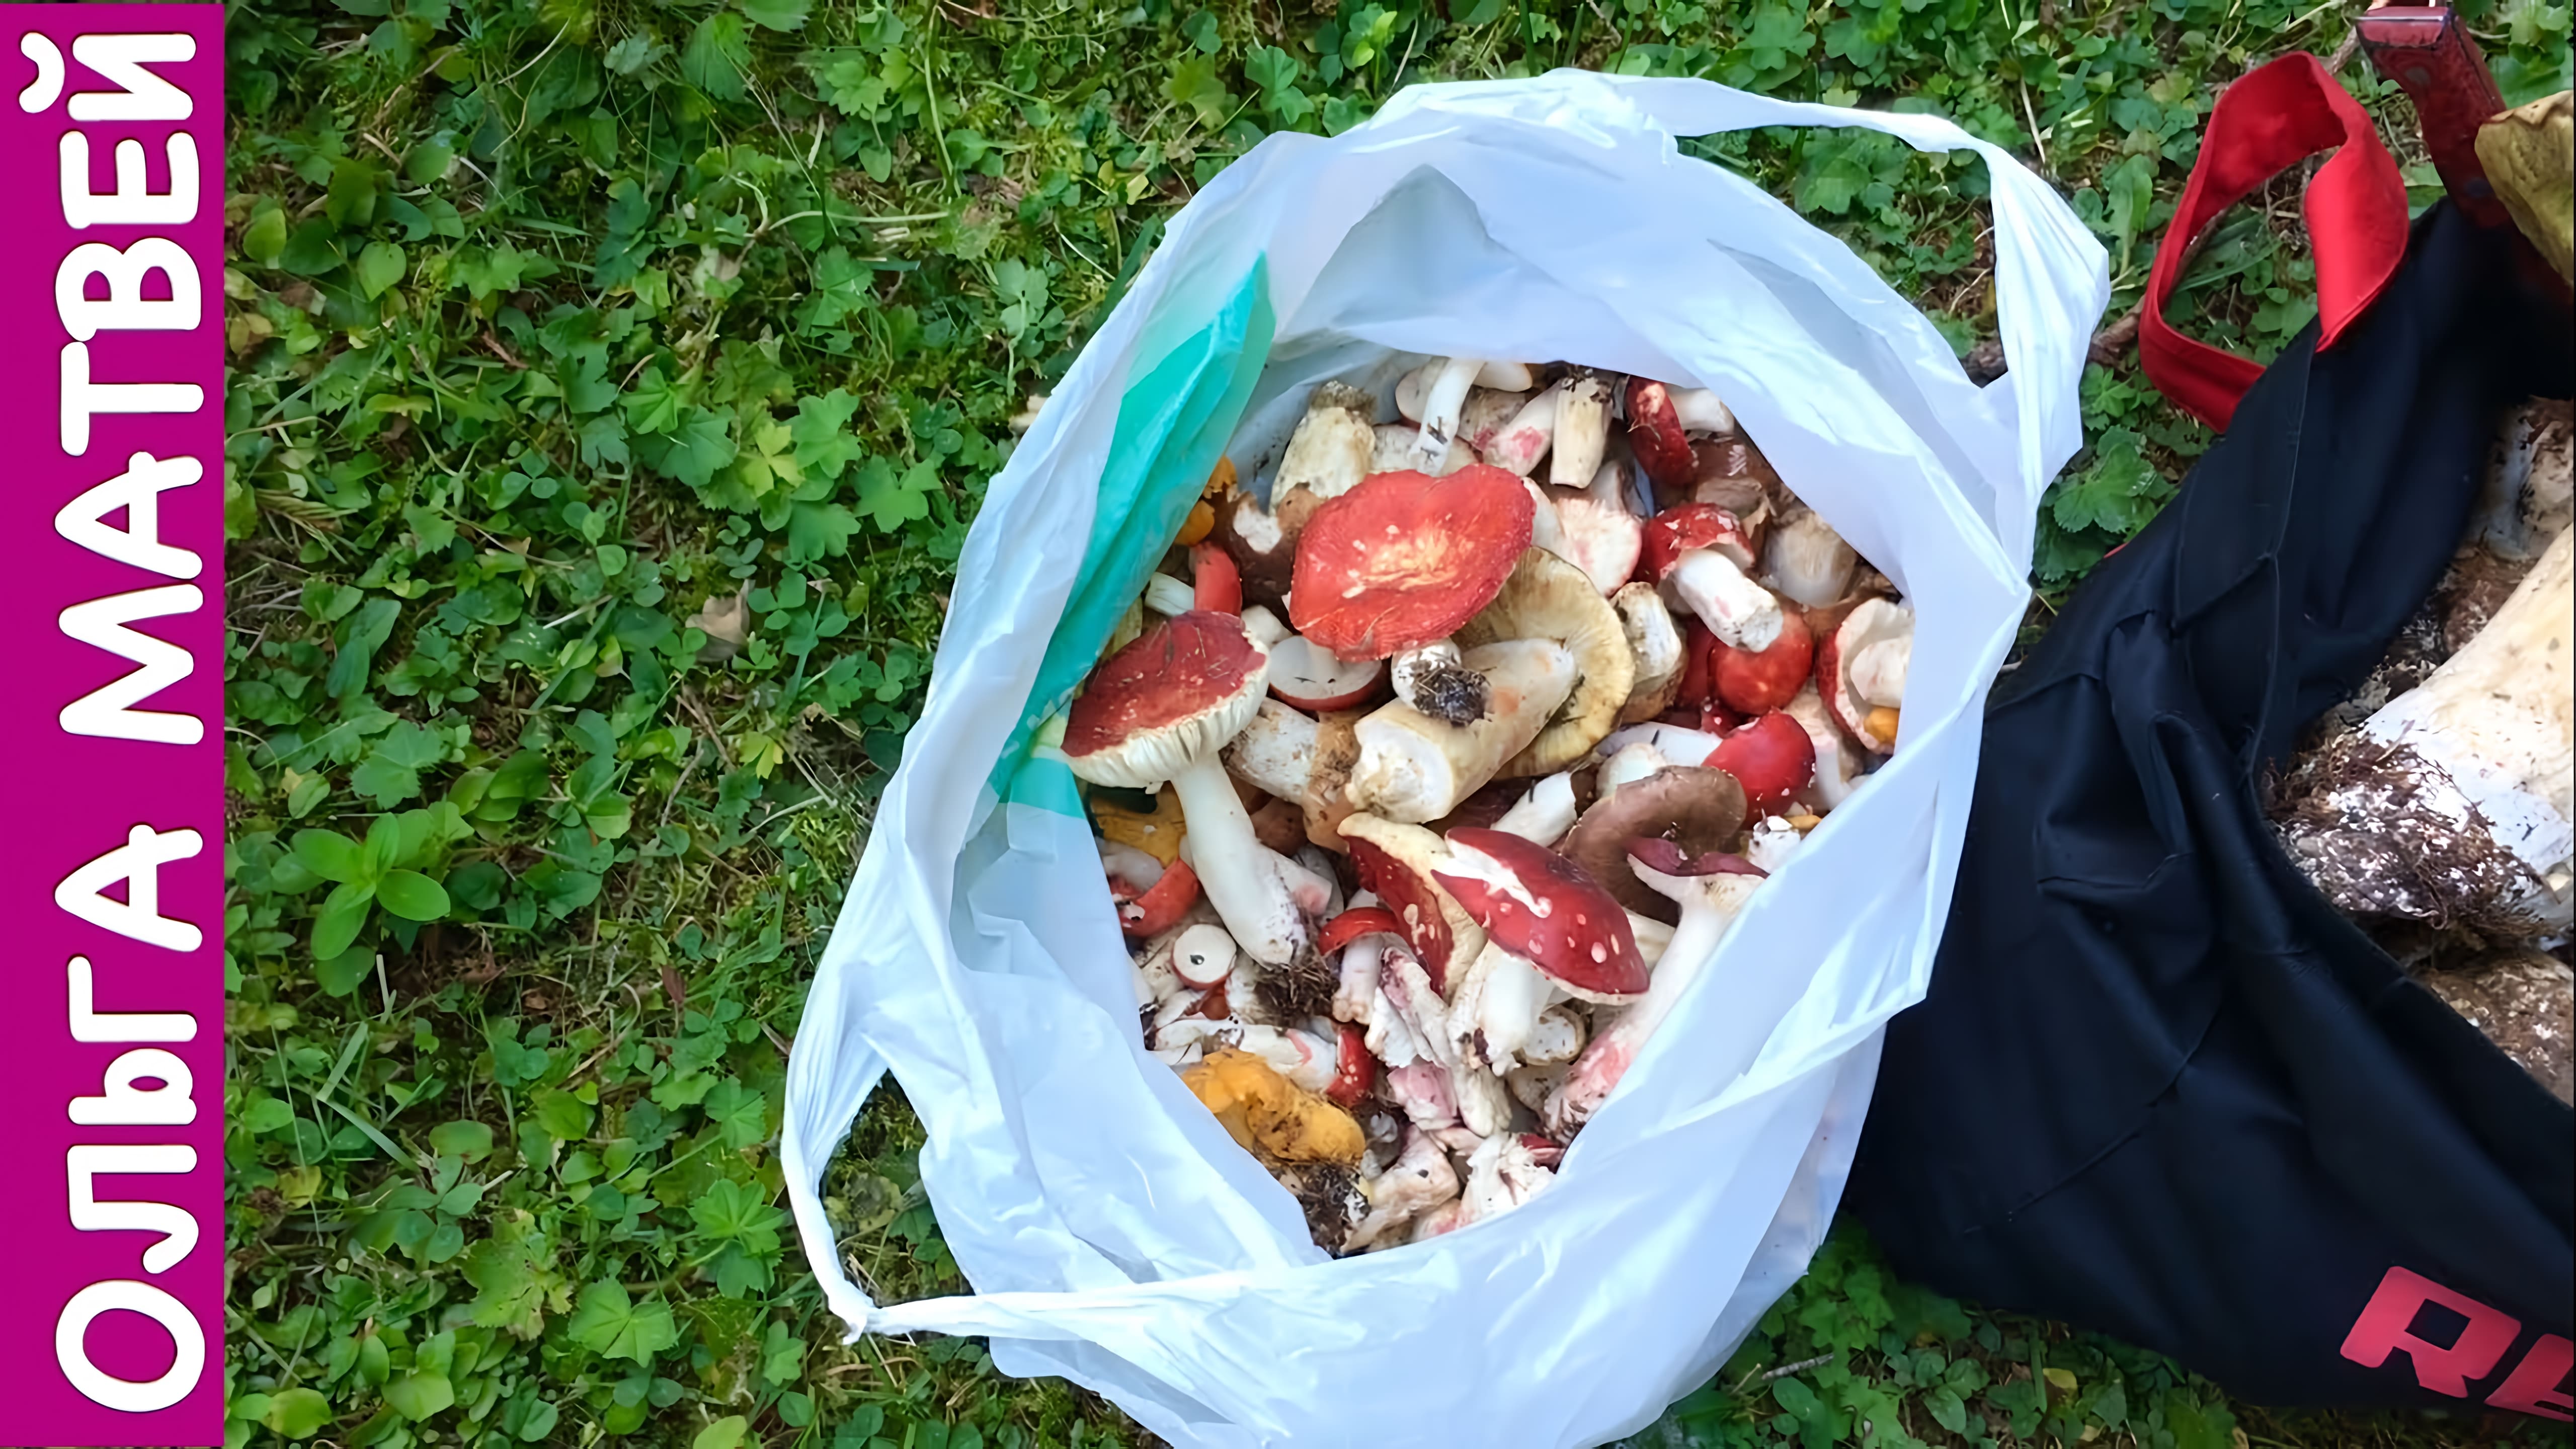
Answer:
[[2271, 397, 2573, 1103], [1065, 359, 1916, 1251]]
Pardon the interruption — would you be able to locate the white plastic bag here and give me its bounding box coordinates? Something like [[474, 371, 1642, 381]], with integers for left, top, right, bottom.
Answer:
[[783, 69, 2106, 1449]]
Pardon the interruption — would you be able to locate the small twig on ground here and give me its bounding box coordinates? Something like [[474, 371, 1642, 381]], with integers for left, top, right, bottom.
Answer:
[[1730, 1352, 1836, 1395]]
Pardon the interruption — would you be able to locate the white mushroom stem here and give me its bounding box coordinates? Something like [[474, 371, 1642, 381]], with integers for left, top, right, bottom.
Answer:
[[1143, 572, 1195, 617], [1451, 938, 1556, 1074], [1664, 386, 1735, 434], [1547, 869, 1762, 1134], [1785, 684, 1860, 811], [1492, 772, 1580, 843], [1628, 910, 1674, 966], [1168, 756, 1309, 965], [1597, 742, 1671, 797], [1224, 698, 1319, 800], [1746, 815, 1804, 873], [1374, 422, 1473, 476], [1550, 373, 1616, 489], [1460, 388, 1533, 455], [1667, 548, 1786, 651], [2325, 525, 2574, 930], [1482, 385, 1561, 476], [1397, 360, 1540, 419], [1276, 387, 1377, 502], [1171, 922, 1237, 988], [1762, 508, 1859, 610], [1333, 935, 1387, 1023], [1348, 640, 1578, 823], [1271, 849, 1338, 918], [1599, 721, 1724, 766], [1615, 582, 1684, 713], [1524, 477, 1570, 560], [1850, 636, 1910, 708], [1240, 604, 1291, 649], [1524, 1005, 1586, 1064], [1099, 838, 1164, 890], [1412, 356, 1485, 466]]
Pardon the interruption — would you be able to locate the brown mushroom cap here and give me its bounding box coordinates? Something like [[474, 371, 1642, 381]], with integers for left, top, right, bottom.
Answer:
[[1289, 465, 1536, 661], [1451, 547, 1635, 777], [1064, 611, 1270, 789], [1558, 765, 1747, 923], [1688, 437, 1781, 515]]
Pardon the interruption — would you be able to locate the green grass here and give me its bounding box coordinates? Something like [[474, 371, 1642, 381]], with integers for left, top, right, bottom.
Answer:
[[217, 1, 2572, 1446]]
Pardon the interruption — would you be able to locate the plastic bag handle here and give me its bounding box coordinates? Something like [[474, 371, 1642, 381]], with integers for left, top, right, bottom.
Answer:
[[2137, 53, 2410, 433], [1596, 76, 2109, 566]]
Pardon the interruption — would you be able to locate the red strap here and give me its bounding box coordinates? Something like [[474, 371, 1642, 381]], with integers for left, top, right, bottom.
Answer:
[[2138, 53, 2410, 432]]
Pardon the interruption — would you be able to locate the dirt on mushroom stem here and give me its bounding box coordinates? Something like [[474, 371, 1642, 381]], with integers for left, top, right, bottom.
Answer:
[[1255, 930, 1342, 1021]]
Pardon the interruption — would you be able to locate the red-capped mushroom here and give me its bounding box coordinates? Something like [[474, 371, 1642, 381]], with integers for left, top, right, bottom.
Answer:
[[1708, 711, 1816, 815], [1266, 632, 1388, 712], [1066, 611, 1309, 965], [1643, 504, 1784, 652], [1113, 857, 1203, 937], [1435, 827, 1647, 1079], [1335, 813, 1488, 995], [1625, 378, 1739, 492], [1817, 597, 1914, 756], [1545, 840, 1766, 1134], [1712, 608, 1814, 715], [1191, 540, 1242, 614], [1289, 465, 1536, 661]]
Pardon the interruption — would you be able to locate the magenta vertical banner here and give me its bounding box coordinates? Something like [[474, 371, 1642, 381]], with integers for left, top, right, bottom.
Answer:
[[1, 6, 225, 1444]]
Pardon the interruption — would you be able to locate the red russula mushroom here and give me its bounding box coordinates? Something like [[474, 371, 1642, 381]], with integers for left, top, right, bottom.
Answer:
[[1289, 465, 1536, 661], [1336, 813, 1488, 995], [1266, 632, 1388, 712], [1643, 503, 1784, 652], [1318, 904, 1405, 957], [1544, 839, 1765, 1134], [1625, 378, 1739, 492], [1434, 828, 1649, 1002], [1115, 858, 1202, 937], [1066, 611, 1309, 965], [1190, 540, 1242, 614], [1713, 608, 1814, 715], [1436, 827, 1648, 1075], [1707, 710, 1816, 815], [1817, 597, 1914, 756]]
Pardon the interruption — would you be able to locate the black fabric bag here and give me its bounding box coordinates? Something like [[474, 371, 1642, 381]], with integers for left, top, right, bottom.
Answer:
[[1844, 183, 2575, 1412]]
